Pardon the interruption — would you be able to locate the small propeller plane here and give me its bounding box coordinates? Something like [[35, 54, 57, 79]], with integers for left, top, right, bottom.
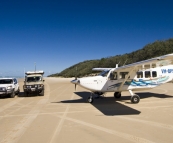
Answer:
[[71, 53, 173, 104]]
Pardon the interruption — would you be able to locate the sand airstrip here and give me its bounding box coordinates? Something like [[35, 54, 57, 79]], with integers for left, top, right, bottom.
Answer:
[[0, 77, 173, 143]]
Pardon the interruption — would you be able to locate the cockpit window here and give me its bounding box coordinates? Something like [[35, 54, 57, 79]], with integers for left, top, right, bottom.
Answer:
[[109, 72, 117, 80], [27, 76, 42, 82], [98, 70, 110, 77]]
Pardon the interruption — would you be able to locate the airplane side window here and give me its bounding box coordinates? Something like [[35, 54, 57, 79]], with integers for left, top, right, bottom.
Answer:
[[152, 71, 157, 77], [109, 72, 117, 80], [120, 72, 129, 79], [145, 71, 151, 78], [137, 72, 143, 78]]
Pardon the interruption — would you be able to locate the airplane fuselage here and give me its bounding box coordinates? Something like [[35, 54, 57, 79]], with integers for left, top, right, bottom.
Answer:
[[75, 65, 173, 93]]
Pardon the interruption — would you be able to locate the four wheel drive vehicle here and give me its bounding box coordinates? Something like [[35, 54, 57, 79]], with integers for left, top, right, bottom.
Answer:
[[23, 71, 45, 96], [0, 78, 20, 98]]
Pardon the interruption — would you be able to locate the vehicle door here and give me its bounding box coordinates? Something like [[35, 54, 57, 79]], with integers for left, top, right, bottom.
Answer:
[[13, 78, 19, 91]]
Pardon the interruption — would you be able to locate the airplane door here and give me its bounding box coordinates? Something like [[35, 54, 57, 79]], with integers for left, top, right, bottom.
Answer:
[[106, 72, 118, 91]]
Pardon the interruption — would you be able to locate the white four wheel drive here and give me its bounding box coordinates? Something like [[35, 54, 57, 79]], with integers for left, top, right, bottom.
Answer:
[[0, 78, 20, 98]]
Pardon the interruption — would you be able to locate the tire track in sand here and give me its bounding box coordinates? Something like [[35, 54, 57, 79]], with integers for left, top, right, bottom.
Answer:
[[0, 98, 24, 114], [0, 82, 50, 143]]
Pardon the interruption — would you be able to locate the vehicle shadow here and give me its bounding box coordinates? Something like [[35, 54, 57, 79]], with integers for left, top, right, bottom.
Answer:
[[17, 92, 39, 97], [58, 91, 141, 116]]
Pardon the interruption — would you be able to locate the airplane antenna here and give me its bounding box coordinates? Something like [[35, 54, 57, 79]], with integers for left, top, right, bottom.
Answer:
[[115, 61, 121, 68]]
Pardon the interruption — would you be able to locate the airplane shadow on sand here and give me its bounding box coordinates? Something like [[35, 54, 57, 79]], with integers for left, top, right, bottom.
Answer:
[[58, 91, 173, 116]]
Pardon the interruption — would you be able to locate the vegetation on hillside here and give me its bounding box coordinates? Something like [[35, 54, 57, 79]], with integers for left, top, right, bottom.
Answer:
[[48, 38, 173, 77]]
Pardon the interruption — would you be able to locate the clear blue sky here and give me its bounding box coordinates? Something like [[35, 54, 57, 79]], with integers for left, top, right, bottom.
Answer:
[[0, 0, 173, 76]]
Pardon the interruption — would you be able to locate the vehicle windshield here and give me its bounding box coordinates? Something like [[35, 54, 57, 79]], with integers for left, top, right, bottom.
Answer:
[[27, 76, 42, 82], [0, 79, 13, 84], [98, 70, 110, 77]]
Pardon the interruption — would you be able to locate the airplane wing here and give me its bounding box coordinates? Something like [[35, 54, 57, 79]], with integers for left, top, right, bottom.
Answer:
[[114, 53, 173, 72], [92, 68, 112, 71]]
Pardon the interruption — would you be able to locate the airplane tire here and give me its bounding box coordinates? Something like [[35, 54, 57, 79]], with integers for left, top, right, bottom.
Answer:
[[131, 95, 140, 104], [87, 96, 93, 103], [114, 92, 121, 98]]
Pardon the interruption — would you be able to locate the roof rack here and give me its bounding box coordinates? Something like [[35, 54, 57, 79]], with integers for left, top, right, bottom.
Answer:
[[25, 71, 44, 75]]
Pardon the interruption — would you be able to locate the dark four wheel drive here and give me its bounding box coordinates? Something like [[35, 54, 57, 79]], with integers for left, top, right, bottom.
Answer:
[[23, 71, 45, 96]]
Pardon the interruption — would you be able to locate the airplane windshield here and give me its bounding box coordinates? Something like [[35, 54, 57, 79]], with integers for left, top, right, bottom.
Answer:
[[98, 70, 110, 77]]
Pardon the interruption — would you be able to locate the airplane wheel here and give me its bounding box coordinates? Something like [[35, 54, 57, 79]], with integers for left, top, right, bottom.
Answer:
[[87, 96, 93, 103], [114, 92, 121, 98], [131, 95, 140, 104]]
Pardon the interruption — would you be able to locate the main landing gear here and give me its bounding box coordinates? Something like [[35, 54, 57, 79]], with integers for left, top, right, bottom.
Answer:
[[129, 90, 140, 104], [114, 90, 140, 104], [114, 92, 121, 98]]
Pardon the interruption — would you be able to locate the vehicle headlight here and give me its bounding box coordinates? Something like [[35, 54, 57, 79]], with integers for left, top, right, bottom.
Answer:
[[27, 86, 31, 88], [35, 85, 38, 88], [1, 87, 6, 91], [7, 86, 12, 90], [38, 84, 43, 88]]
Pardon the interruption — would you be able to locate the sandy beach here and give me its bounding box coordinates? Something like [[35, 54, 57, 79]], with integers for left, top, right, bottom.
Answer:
[[0, 77, 173, 143]]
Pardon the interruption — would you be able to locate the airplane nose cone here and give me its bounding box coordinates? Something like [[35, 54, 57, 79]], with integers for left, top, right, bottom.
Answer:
[[71, 79, 80, 84]]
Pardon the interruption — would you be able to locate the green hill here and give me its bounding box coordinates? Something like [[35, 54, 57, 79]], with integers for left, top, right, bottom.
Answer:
[[48, 38, 173, 77]]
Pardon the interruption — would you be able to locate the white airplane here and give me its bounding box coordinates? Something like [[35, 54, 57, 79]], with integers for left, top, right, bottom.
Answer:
[[71, 53, 173, 104]]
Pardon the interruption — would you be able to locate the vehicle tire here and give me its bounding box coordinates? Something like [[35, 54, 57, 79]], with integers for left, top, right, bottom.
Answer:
[[24, 91, 28, 97], [114, 92, 121, 98], [87, 96, 93, 103], [16, 88, 20, 95], [39, 90, 44, 96], [10, 90, 15, 98], [131, 95, 140, 104]]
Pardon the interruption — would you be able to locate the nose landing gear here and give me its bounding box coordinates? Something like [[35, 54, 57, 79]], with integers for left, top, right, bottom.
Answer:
[[87, 96, 94, 103]]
